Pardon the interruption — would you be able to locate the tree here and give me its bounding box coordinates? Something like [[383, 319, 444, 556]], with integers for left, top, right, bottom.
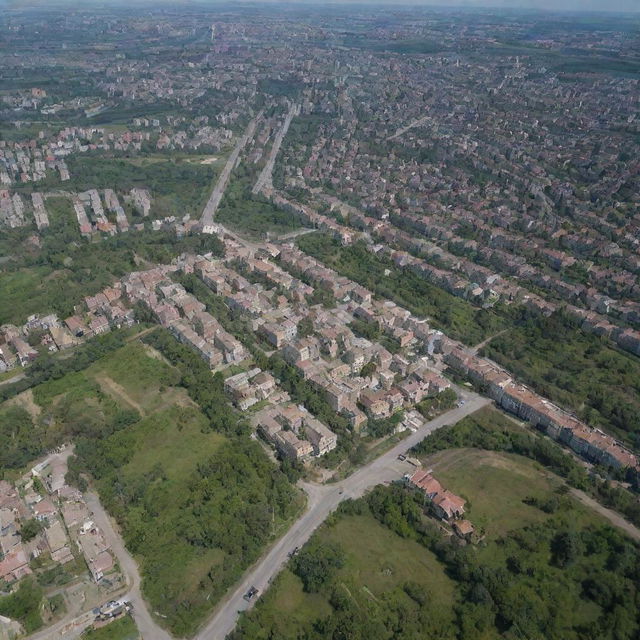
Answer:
[[551, 530, 582, 568], [360, 360, 377, 378], [292, 540, 345, 593], [19, 518, 44, 542], [297, 317, 314, 338]]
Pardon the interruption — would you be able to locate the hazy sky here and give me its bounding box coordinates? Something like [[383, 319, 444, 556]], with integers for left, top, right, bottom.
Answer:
[[3, 0, 639, 12], [268, 0, 640, 11]]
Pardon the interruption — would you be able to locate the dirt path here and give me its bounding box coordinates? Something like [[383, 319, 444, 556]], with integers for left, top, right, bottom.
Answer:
[[95, 375, 146, 416], [6, 388, 41, 419], [125, 326, 156, 343], [470, 329, 509, 355], [142, 343, 173, 367], [0, 371, 25, 387], [428, 448, 640, 542], [570, 488, 640, 542]]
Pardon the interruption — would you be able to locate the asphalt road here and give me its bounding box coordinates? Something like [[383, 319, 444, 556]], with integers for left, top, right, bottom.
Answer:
[[387, 114, 431, 141], [194, 390, 490, 640], [252, 103, 299, 195], [83, 492, 173, 640], [28, 490, 174, 640], [201, 112, 262, 227]]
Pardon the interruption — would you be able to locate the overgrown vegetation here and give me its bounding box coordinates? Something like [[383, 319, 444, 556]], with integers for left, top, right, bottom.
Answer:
[[482, 308, 640, 447], [217, 161, 304, 238], [0, 335, 301, 636], [142, 329, 245, 437], [297, 233, 505, 345], [0, 330, 144, 475], [233, 470, 640, 640], [81, 615, 139, 640], [0, 230, 223, 325], [0, 578, 44, 633], [415, 388, 458, 419]]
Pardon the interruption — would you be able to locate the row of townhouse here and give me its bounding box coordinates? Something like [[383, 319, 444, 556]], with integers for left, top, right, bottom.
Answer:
[[333, 195, 640, 360], [272, 190, 640, 362], [123, 272, 248, 367], [257, 403, 338, 461], [444, 346, 639, 474], [224, 367, 280, 410], [0, 290, 135, 374], [272, 239, 639, 478]]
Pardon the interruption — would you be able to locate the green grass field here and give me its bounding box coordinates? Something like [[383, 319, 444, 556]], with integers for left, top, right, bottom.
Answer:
[[0, 267, 57, 325], [5, 337, 302, 637], [236, 442, 637, 640], [82, 615, 139, 640], [236, 512, 456, 639], [92, 403, 229, 613], [323, 514, 456, 607], [430, 449, 603, 540], [86, 342, 183, 414]]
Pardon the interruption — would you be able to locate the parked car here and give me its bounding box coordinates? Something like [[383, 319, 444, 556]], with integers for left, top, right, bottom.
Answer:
[[244, 586, 259, 601]]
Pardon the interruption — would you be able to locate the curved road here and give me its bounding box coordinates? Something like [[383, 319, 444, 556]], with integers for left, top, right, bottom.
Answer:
[[27, 491, 171, 640], [84, 492, 173, 640], [194, 390, 490, 640]]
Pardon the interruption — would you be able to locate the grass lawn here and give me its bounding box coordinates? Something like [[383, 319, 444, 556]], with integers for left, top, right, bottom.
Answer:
[[430, 449, 566, 539], [112, 405, 225, 486], [29, 342, 182, 415], [247, 569, 332, 635], [82, 615, 139, 640], [322, 514, 455, 608], [0, 267, 54, 325], [453, 404, 524, 434], [422, 408, 607, 540], [86, 342, 183, 414], [238, 512, 456, 639]]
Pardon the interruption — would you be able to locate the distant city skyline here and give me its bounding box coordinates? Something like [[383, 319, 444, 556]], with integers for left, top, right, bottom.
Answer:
[[253, 0, 640, 12], [3, 0, 640, 13], [266, 0, 640, 10]]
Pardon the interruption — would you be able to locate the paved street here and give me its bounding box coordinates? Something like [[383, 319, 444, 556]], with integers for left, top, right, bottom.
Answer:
[[387, 114, 431, 141], [201, 112, 262, 228], [83, 492, 173, 640], [27, 491, 171, 640], [194, 390, 489, 640], [252, 103, 299, 195]]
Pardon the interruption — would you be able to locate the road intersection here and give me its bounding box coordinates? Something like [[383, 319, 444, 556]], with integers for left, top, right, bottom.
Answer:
[[194, 389, 490, 640]]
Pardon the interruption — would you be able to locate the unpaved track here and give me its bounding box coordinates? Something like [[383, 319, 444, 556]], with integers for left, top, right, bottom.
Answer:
[[570, 488, 640, 541]]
